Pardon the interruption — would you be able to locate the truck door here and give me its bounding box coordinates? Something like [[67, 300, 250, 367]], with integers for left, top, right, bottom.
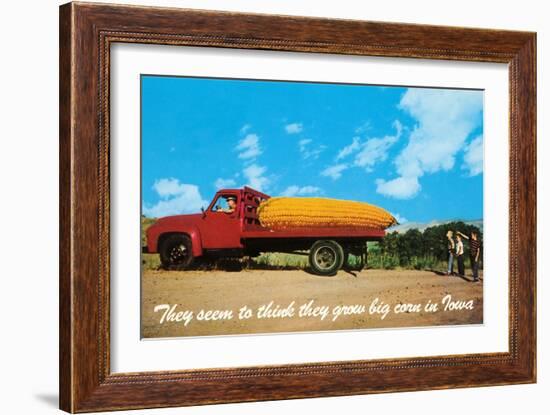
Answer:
[[201, 194, 242, 249]]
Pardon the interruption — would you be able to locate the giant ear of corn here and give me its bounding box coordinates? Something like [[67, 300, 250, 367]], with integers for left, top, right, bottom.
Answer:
[[257, 197, 397, 230]]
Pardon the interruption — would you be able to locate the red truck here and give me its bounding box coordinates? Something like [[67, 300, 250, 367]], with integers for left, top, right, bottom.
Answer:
[[144, 187, 385, 276]]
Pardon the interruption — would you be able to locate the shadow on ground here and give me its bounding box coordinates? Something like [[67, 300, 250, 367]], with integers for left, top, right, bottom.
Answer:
[[430, 269, 483, 283], [35, 393, 58, 408]]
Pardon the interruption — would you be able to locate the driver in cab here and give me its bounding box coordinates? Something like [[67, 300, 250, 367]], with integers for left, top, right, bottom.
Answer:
[[216, 196, 237, 214]]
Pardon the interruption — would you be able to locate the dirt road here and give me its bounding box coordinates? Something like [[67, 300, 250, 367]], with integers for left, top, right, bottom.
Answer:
[[141, 269, 483, 338]]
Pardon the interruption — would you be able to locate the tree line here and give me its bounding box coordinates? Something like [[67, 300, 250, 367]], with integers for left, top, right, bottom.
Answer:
[[368, 221, 483, 270]]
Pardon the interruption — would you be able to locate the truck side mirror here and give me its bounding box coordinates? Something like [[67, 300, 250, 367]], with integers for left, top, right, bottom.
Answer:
[[201, 207, 206, 218]]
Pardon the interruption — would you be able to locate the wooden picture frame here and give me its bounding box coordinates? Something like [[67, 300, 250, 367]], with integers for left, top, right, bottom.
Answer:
[[59, 2, 536, 412]]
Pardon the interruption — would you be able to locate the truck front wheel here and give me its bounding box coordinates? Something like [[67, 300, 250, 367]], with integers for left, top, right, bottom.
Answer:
[[309, 240, 344, 276], [159, 234, 194, 270]]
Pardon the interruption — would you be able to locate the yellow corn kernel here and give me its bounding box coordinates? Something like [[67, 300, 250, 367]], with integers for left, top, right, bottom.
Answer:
[[257, 197, 397, 230]]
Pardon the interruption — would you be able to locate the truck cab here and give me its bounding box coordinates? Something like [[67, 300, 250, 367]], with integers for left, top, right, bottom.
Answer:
[[145, 187, 269, 268]]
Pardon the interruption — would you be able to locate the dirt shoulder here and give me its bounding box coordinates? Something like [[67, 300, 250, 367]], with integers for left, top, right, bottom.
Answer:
[[141, 268, 483, 338]]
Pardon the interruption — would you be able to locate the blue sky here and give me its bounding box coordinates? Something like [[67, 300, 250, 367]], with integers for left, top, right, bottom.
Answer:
[[141, 75, 483, 223]]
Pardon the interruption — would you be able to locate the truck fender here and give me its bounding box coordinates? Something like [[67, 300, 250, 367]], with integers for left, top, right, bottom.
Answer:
[[185, 226, 203, 258]]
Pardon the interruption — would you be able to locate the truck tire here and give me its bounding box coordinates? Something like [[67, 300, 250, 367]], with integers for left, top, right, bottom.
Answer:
[[159, 234, 194, 270], [309, 240, 344, 276]]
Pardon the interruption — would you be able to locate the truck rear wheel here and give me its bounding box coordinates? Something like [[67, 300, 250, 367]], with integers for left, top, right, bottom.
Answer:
[[309, 240, 344, 276], [159, 234, 194, 270]]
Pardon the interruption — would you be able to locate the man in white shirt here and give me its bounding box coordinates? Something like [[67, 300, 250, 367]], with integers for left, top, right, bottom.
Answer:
[[455, 234, 465, 277]]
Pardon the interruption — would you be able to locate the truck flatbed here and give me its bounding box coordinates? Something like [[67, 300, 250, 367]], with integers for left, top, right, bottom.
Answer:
[[241, 227, 385, 240]]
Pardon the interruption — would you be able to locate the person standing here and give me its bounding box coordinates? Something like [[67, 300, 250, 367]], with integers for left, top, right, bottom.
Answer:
[[457, 230, 481, 282], [446, 230, 455, 275], [455, 234, 465, 277]]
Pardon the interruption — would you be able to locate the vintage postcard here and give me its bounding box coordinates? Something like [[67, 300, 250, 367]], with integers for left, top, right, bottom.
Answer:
[[140, 75, 484, 338]]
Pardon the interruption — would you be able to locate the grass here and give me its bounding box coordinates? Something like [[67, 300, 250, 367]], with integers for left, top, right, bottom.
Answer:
[[141, 216, 156, 247], [251, 252, 309, 269], [141, 217, 161, 270], [141, 250, 469, 273], [368, 254, 445, 271], [142, 253, 161, 270]]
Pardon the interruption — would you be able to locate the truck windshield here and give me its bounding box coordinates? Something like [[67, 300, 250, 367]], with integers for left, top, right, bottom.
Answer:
[[211, 195, 237, 214]]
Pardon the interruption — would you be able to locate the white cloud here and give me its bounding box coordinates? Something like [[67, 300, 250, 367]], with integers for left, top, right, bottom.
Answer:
[[143, 178, 208, 217], [236, 133, 261, 160], [285, 122, 303, 134], [280, 185, 322, 197], [233, 129, 270, 192], [376, 88, 482, 199], [333, 120, 401, 175], [152, 178, 188, 198], [354, 120, 402, 170], [391, 212, 408, 224], [298, 138, 326, 160], [396, 89, 482, 176], [336, 137, 361, 160], [240, 124, 251, 134], [243, 163, 269, 191], [320, 163, 349, 181], [298, 138, 312, 150], [376, 176, 421, 199], [462, 135, 483, 176], [214, 177, 237, 189], [354, 121, 372, 134]]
